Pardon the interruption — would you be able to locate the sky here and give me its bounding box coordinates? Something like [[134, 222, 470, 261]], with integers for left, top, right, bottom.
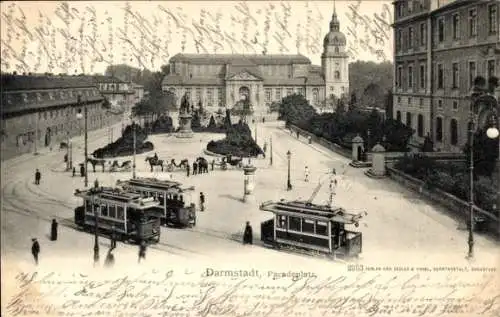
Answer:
[[0, 1, 393, 75]]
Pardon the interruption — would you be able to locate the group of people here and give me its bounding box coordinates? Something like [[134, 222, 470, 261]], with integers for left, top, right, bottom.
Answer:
[[31, 219, 58, 265]]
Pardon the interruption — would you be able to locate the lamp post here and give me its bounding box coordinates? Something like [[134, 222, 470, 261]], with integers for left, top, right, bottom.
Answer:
[[486, 121, 500, 239], [467, 109, 476, 260], [270, 136, 273, 166], [76, 96, 88, 187], [286, 150, 292, 191], [132, 120, 137, 179]]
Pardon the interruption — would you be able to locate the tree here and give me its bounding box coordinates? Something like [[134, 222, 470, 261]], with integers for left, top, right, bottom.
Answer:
[[384, 89, 394, 119], [361, 83, 385, 108], [278, 94, 317, 126], [336, 97, 346, 114], [349, 92, 358, 111], [349, 60, 393, 97]]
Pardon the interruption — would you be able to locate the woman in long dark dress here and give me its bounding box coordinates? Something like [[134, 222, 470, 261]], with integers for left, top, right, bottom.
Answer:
[[50, 219, 58, 241], [243, 221, 253, 245]]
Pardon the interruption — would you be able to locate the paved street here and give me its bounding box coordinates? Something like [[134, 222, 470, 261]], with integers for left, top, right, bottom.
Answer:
[[1, 120, 499, 273]]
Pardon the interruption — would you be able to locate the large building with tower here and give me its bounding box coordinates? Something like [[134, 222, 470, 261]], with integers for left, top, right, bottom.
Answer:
[[392, 0, 499, 151], [162, 8, 349, 116]]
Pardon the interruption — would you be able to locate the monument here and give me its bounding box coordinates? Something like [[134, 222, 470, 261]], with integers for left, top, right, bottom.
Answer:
[[177, 93, 194, 138]]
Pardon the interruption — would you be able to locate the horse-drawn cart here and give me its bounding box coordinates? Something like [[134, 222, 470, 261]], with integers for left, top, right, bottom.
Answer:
[[214, 154, 243, 170], [109, 160, 132, 173]]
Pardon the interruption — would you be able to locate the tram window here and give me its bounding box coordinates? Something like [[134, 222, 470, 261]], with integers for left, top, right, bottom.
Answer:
[[116, 206, 124, 220], [179, 195, 184, 202], [158, 194, 164, 204], [174, 195, 178, 200], [85, 200, 93, 214], [302, 219, 315, 233], [289, 217, 301, 231], [100, 204, 108, 217], [315, 221, 328, 236], [108, 205, 116, 218], [276, 215, 287, 229]]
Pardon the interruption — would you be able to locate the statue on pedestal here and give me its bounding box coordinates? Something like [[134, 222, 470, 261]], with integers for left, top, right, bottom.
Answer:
[[177, 93, 194, 138]]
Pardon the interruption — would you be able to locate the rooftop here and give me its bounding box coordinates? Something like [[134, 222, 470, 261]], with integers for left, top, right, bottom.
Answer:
[[169, 53, 312, 65], [1, 74, 98, 92]]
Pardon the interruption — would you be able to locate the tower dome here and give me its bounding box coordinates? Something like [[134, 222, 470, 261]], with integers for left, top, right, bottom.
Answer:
[[323, 11, 346, 47]]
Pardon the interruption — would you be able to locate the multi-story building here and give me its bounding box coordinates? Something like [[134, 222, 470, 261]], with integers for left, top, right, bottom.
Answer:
[[161, 9, 349, 115], [392, 0, 499, 151], [1, 74, 122, 160], [93, 76, 136, 115]]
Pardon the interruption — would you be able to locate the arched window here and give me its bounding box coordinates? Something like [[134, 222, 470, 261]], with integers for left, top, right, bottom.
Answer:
[[450, 119, 458, 145], [417, 114, 424, 137], [334, 71, 340, 79], [335, 46, 339, 53], [436, 117, 443, 141], [312, 88, 319, 103], [406, 112, 412, 127], [396, 111, 402, 122]]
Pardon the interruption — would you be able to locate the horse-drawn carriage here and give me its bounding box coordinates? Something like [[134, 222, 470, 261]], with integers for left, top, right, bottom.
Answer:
[[214, 154, 243, 170], [166, 159, 189, 172], [116, 177, 196, 228], [109, 160, 132, 173]]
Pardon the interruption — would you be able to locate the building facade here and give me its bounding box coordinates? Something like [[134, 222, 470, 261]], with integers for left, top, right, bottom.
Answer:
[[162, 9, 349, 115], [93, 76, 136, 116], [393, 0, 499, 151], [1, 74, 122, 160]]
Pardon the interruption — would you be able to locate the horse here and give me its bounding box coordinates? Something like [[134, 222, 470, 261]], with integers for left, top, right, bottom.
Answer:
[[87, 157, 106, 172], [196, 157, 209, 174], [145, 156, 164, 172]]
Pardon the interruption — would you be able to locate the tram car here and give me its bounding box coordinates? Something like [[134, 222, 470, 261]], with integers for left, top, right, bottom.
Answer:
[[74, 187, 162, 244], [116, 177, 196, 228], [260, 200, 365, 258]]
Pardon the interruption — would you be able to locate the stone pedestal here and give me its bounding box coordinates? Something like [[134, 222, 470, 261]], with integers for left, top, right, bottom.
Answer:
[[243, 165, 257, 202], [176, 112, 193, 138], [365, 143, 386, 178]]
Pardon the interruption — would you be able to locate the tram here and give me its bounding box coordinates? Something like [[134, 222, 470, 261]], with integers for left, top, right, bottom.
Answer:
[[259, 176, 366, 258], [74, 187, 162, 244], [116, 177, 196, 228]]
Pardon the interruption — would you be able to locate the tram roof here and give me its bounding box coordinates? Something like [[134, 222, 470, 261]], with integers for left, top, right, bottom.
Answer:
[[74, 187, 158, 206], [260, 200, 363, 224], [117, 177, 195, 192]]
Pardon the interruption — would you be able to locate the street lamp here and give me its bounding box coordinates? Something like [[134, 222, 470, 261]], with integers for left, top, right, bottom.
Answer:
[[286, 150, 292, 191], [76, 95, 88, 187], [66, 131, 73, 171]]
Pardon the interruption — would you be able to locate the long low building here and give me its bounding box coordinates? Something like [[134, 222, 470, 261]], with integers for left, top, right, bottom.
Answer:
[[0, 74, 124, 160], [161, 8, 350, 116]]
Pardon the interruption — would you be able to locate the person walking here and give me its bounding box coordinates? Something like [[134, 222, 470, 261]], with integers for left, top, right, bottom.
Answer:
[[199, 192, 205, 211], [31, 238, 40, 265], [72, 167, 76, 177], [211, 159, 215, 171], [193, 161, 198, 175], [138, 241, 147, 263], [80, 164, 85, 177], [304, 166, 310, 182], [243, 221, 253, 245], [104, 250, 115, 268], [35, 169, 41, 185], [50, 219, 58, 241], [110, 226, 117, 250], [186, 164, 190, 177]]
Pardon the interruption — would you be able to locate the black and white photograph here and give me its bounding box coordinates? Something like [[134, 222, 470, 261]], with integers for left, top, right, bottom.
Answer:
[[0, 1, 499, 316]]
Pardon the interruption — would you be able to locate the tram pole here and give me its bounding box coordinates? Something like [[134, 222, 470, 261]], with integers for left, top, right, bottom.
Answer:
[[132, 120, 136, 179], [76, 96, 88, 187], [286, 150, 292, 191], [269, 136, 273, 166], [94, 204, 100, 266]]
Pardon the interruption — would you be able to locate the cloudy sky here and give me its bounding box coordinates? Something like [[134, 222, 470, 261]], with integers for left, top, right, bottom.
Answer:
[[0, 1, 393, 75]]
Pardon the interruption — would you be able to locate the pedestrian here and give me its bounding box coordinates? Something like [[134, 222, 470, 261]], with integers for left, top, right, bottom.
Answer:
[[138, 241, 147, 263], [72, 167, 76, 177], [94, 179, 99, 188], [64, 153, 68, 163], [50, 219, 58, 241], [199, 192, 205, 211], [296, 131, 300, 139], [243, 221, 253, 245], [104, 250, 115, 268], [80, 164, 85, 177], [304, 166, 309, 182], [110, 226, 117, 250], [31, 238, 40, 265], [198, 162, 202, 175], [186, 164, 190, 177], [211, 160, 215, 171], [193, 162, 198, 175], [35, 169, 41, 185]]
